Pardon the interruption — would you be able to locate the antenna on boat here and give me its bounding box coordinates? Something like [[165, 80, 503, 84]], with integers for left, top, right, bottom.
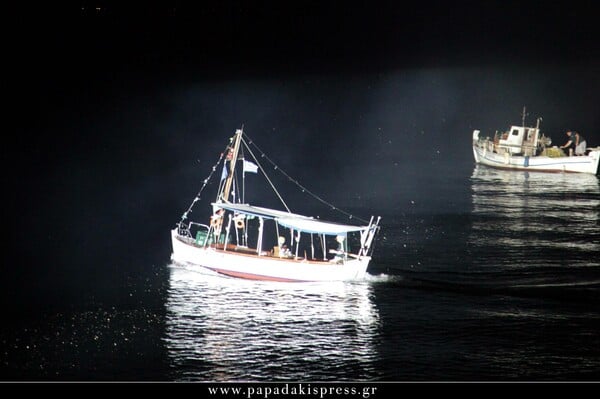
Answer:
[[521, 106, 528, 127]]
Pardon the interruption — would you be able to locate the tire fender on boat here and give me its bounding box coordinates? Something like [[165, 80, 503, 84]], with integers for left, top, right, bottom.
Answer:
[[210, 215, 222, 228], [235, 218, 245, 229]]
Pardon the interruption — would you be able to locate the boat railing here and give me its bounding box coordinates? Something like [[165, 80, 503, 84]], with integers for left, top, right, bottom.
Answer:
[[187, 222, 211, 246]]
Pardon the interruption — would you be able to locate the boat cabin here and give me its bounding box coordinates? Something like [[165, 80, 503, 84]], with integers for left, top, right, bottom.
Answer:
[[497, 125, 540, 156]]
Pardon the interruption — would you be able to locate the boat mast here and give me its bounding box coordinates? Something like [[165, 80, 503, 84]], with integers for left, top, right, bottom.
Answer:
[[521, 106, 527, 127], [221, 128, 243, 202]]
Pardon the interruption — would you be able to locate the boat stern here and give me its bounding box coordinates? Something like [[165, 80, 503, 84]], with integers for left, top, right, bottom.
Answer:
[[473, 145, 480, 163], [472, 130, 483, 164], [170, 227, 197, 264], [589, 148, 600, 174]]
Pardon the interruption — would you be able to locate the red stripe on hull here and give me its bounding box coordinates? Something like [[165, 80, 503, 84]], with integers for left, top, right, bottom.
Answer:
[[206, 267, 309, 282]]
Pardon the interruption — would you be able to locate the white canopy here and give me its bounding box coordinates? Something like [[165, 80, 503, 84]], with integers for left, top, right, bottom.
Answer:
[[213, 202, 310, 220], [276, 217, 368, 235], [213, 202, 368, 235]]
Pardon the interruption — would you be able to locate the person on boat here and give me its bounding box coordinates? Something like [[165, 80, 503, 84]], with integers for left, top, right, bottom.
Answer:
[[560, 131, 576, 156], [274, 236, 292, 257], [281, 243, 292, 258], [574, 131, 587, 156], [331, 235, 346, 264]]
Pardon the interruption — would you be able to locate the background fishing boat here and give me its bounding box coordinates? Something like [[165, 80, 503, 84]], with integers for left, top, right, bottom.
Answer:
[[472, 108, 600, 174]]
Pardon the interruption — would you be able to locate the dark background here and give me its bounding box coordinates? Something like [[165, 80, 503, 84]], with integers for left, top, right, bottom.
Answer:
[[4, 1, 599, 317]]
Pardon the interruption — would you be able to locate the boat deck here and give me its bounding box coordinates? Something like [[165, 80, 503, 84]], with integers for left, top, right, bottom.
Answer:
[[176, 235, 338, 264]]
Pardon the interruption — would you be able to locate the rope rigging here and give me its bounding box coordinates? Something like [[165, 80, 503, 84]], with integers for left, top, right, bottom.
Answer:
[[177, 140, 232, 232], [178, 128, 370, 228], [241, 137, 291, 213], [243, 133, 369, 224]]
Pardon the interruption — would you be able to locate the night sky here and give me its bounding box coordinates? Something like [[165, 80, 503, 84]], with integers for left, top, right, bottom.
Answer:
[[4, 1, 600, 315]]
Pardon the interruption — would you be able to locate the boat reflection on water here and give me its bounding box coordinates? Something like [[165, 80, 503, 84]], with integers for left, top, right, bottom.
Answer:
[[469, 166, 600, 264], [163, 265, 381, 381]]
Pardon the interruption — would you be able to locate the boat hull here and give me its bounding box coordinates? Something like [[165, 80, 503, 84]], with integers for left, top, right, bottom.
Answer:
[[170, 229, 371, 282], [473, 146, 600, 174]]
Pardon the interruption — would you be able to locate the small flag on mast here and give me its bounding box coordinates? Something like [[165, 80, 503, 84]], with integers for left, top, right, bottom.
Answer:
[[243, 159, 258, 174], [220, 163, 228, 181]]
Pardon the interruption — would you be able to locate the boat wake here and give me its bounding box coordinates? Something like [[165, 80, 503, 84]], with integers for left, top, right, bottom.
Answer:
[[364, 272, 398, 283]]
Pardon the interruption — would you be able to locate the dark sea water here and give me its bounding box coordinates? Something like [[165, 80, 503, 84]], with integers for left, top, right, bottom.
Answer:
[[2, 166, 599, 382]]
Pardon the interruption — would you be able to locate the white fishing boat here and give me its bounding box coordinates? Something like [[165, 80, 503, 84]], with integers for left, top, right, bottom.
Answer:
[[472, 109, 600, 174], [170, 127, 381, 282]]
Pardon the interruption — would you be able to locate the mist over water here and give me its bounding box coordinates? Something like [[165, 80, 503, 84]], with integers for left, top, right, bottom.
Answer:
[[4, 22, 600, 380], [2, 163, 599, 380]]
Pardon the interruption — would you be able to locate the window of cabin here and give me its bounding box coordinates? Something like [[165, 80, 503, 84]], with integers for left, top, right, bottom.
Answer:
[[527, 129, 534, 141]]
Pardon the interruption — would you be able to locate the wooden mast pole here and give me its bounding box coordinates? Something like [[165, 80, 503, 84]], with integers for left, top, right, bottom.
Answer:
[[221, 128, 243, 202]]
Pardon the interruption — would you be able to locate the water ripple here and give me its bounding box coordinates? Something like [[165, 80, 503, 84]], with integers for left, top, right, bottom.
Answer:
[[164, 265, 383, 381]]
